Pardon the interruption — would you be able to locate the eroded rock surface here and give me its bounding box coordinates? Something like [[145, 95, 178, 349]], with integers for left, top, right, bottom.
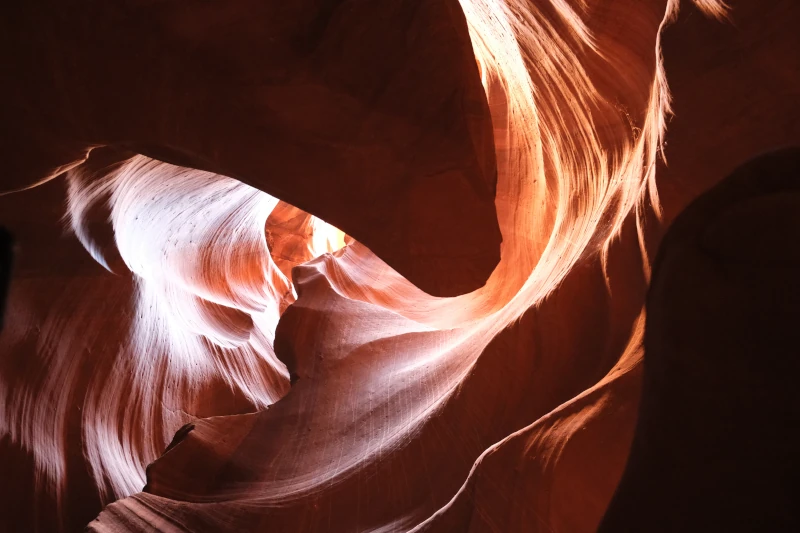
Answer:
[[1, 0, 798, 532]]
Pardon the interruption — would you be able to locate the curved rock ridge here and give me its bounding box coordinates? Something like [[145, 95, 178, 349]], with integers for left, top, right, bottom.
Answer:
[[2, 0, 799, 531], [1, 0, 502, 297], [0, 150, 350, 531]]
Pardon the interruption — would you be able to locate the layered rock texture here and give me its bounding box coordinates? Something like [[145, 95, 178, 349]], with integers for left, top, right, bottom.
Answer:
[[1, 0, 798, 531]]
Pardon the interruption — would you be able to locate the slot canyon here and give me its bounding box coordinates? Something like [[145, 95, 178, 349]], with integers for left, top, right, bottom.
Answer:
[[1, 0, 799, 531]]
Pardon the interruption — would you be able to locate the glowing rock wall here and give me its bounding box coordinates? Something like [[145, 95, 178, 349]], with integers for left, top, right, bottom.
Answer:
[[1, 0, 798, 531]]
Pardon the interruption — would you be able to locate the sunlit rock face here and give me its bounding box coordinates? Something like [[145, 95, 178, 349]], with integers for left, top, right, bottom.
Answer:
[[1, 0, 798, 532]]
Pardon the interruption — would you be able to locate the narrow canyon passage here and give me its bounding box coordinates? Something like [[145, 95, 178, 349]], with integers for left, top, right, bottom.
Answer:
[[1, 0, 798, 532]]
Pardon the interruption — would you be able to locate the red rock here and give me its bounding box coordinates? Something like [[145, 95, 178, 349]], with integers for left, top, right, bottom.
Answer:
[[1, 0, 798, 532]]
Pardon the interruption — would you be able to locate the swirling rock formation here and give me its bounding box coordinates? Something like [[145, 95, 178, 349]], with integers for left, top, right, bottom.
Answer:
[[1, 0, 798, 532]]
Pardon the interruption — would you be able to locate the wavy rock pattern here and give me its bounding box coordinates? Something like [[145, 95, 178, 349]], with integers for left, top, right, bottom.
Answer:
[[1, 0, 798, 532], [1, 153, 342, 530]]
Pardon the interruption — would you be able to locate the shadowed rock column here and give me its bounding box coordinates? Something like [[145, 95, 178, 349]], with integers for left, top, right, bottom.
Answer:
[[599, 148, 800, 532]]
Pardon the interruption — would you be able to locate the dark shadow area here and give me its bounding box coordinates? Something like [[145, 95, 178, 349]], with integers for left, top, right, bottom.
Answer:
[[0, 227, 13, 332], [600, 147, 800, 531]]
